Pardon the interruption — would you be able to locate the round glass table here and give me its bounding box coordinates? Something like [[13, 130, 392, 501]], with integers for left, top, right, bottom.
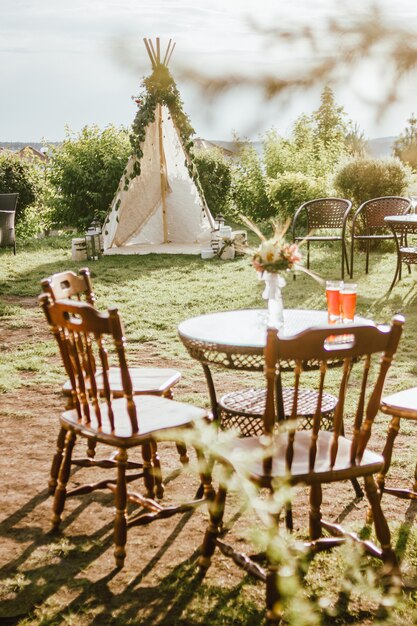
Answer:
[[179, 308, 371, 498], [178, 308, 371, 372]]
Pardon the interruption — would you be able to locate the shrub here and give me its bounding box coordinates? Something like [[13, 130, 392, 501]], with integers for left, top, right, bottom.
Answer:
[[393, 114, 417, 171], [266, 172, 329, 221], [230, 145, 271, 221], [0, 152, 45, 224], [193, 148, 232, 217], [334, 157, 410, 206], [47, 125, 131, 230]]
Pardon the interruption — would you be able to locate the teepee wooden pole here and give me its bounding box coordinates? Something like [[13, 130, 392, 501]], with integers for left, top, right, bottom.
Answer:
[[149, 40, 158, 66], [143, 38, 156, 67], [157, 104, 169, 243], [156, 37, 161, 64], [163, 39, 173, 65], [166, 41, 176, 66]]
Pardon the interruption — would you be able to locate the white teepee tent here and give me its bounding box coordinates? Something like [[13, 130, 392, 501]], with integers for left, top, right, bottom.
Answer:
[[103, 38, 214, 254]]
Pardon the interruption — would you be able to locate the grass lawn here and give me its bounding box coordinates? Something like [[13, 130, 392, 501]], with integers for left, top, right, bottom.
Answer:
[[0, 234, 416, 625]]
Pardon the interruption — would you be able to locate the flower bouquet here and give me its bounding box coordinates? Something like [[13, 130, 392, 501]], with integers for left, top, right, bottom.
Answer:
[[239, 215, 322, 327]]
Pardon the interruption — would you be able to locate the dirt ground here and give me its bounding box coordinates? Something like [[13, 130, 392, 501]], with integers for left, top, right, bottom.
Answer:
[[1, 296, 416, 625]]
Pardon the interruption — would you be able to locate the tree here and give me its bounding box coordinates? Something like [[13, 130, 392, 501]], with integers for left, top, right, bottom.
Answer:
[[47, 125, 131, 230], [0, 152, 42, 220], [312, 86, 349, 166], [345, 121, 368, 157], [193, 147, 232, 216], [334, 157, 409, 206], [393, 114, 417, 170]]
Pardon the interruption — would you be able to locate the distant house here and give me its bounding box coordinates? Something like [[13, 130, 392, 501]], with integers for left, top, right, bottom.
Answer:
[[193, 137, 237, 158], [0, 147, 15, 158], [18, 146, 48, 163]]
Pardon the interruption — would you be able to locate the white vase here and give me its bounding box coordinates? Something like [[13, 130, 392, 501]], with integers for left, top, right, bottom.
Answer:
[[262, 272, 285, 328]]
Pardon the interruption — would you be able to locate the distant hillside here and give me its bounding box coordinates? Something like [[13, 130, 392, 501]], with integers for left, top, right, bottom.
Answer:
[[366, 136, 396, 158], [1, 137, 396, 159], [0, 142, 60, 151], [206, 137, 397, 159]]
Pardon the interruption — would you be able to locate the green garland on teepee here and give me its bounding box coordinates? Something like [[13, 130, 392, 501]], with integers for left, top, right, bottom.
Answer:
[[103, 61, 209, 235]]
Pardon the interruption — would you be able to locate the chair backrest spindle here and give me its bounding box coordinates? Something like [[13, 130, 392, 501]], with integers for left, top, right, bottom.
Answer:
[[263, 316, 405, 474], [39, 295, 138, 435]]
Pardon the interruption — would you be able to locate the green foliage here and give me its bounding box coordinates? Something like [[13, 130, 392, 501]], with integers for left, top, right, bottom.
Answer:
[[334, 157, 410, 206], [393, 113, 417, 171], [267, 172, 328, 221], [345, 121, 368, 157], [230, 145, 271, 220], [131, 64, 195, 157], [47, 125, 131, 230], [0, 152, 45, 223], [193, 148, 232, 216], [312, 85, 348, 151]]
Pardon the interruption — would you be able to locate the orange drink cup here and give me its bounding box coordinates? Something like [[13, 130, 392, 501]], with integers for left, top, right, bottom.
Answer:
[[326, 280, 343, 323], [340, 283, 357, 322]]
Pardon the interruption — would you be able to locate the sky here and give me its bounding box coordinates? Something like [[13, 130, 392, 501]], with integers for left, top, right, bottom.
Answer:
[[2, 0, 417, 143]]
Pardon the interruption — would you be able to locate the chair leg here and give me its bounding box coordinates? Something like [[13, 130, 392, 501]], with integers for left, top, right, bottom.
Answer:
[[176, 441, 190, 465], [199, 478, 228, 572], [266, 565, 281, 625], [195, 447, 215, 501], [309, 483, 322, 540], [87, 437, 97, 459], [49, 426, 67, 495], [141, 442, 155, 498], [388, 255, 402, 291], [150, 440, 164, 499], [350, 237, 354, 279], [364, 475, 401, 583], [365, 241, 370, 274], [164, 389, 190, 465], [367, 416, 400, 523], [51, 429, 76, 530], [414, 459, 417, 492], [114, 448, 128, 568], [307, 241, 310, 269]]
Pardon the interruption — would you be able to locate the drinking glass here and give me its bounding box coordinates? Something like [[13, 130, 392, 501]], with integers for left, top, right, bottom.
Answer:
[[326, 280, 343, 323], [340, 283, 357, 322]]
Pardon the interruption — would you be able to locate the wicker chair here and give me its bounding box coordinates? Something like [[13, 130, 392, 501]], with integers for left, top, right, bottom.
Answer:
[[0, 193, 18, 254], [292, 198, 352, 279], [199, 317, 404, 624], [384, 216, 417, 290], [350, 196, 411, 278]]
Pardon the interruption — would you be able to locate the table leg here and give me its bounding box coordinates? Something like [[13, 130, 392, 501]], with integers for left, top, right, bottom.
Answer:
[[388, 227, 402, 291], [202, 363, 220, 424]]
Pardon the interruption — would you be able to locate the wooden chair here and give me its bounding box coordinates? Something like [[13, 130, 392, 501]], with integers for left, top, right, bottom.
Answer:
[[41, 268, 186, 496], [199, 317, 404, 624], [39, 295, 214, 568], [292, 198, 352, 279], [350, 196, 411, 278], [377, 387, 417, 502], [0, 193, 18, 254]]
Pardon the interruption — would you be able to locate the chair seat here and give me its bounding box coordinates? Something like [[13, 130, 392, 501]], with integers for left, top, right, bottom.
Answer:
[[61, 394, 208, 446], [225, 431, 383, 485], [62, 366, 181, 396], [219, 387, 337, 435], [381, 386, 417, 420]]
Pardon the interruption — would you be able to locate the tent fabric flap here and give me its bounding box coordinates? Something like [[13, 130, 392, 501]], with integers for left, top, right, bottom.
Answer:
[[103, 105, 213, 250]]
